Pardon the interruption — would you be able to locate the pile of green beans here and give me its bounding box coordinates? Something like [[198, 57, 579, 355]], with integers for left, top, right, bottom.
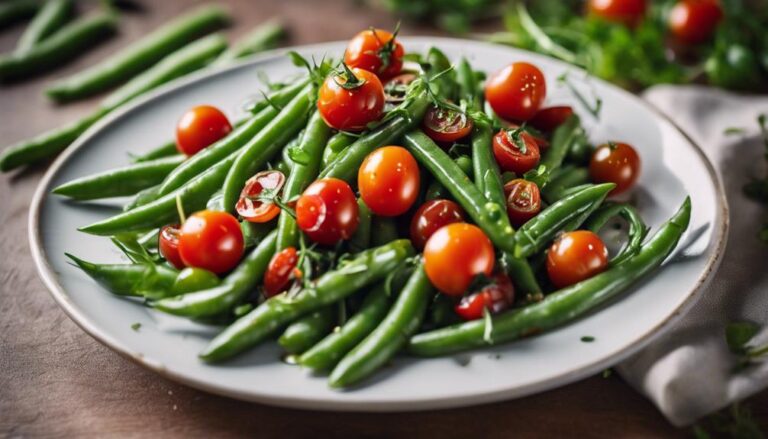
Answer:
[[61, 46, 692, 389]]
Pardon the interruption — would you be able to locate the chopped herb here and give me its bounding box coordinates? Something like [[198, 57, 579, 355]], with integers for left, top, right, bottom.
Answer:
[[131, 322, 141, 331], [724, 127, 746, 136], [581, 335, 595, 342], [601, 368, 612, 378]]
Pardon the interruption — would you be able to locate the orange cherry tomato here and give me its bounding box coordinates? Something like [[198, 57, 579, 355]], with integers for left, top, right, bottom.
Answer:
[[668, 0, 723, 44], [344, 28, 404, 79], [422, 104, 474, 144], [409, 199, 465, 250], [178, 210, 244, 274], [358, 146, 420, 217], [317, 67, 385, 132], [235, 170, 286, 223], [263, 246, 299, 298], [485, 62, 547, 122], [529, 106, 575, 132], [503, 178, 542, 227], [492, 128, 541, 174], [589, 142, 641, 195], [175, 105, 232, 156], [424, 223, 495, 296], [296, 178, 359, 245], [546, 230, 609, 288], [158, 224, 184, 269], [587, 0, 647, 27], [454, 273, 515, 321]]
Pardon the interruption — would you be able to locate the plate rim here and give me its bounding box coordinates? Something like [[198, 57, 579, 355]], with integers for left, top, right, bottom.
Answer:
[[27, 36, 729, 412]]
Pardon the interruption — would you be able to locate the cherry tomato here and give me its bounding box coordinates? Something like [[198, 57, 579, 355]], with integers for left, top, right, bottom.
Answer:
[[485, 62, 547, 122], [175, 105, 232, 156], [158, 224, 184, 269], [424, 223, 495, 296], [454, 273, 515, 321], [409, 199, 465, 250], [492, 128, 541, 174], [503, 178, 542, 227], [589, 142, 641, 195], [384, 73, 416, 105], [546, 230, 609, 288], [317, 67, 385, 132], [587, 0, 647, 27], [235, 170, 286, 223], [668, 0, 723, 44], [358, 146, 420, 217], [529, 106, 574, 132], [344, 28, 404, 79], [178, 210, 244, 274], [263, 246, 299, 298], [296, 178, 359, 245], [422, 104, 474, 144]]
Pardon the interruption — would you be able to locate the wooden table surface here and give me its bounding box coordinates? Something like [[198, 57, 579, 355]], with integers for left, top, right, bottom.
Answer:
[[1, 1, 766, 437]]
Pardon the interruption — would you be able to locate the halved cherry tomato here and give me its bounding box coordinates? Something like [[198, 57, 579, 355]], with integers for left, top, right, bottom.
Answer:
[[454, 273, 515, 321], [503, 178, 542, 226], [159, 224, 184, 269], [546, 230, 609, 288], [587, 0, 647, 27], [485, 62, 547, 122], [424, 223, 495, 296], [422, 104, 474, 144], [668, 0, 723, 44], [589, 142, 641, 195], [235, 170, 286, 223], [358, 146, 420, 217], [296, 178, 359, 245], [409, 199, 465, 250], [263, 246, 299, 297], [384, 72, 416, 105], [492, 128, 541, 174], [317, 67, 385, 132], [529, 106, 574, 132], [175, 105, 232, 156], [178, 210, 244, 274], [344, 28, 404, 79]]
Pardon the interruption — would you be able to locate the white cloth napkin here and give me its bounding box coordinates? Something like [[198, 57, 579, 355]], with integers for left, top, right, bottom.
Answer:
[[617, 85, 768, 426]]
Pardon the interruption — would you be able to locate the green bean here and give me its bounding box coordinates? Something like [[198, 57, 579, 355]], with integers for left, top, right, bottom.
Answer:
[[153, 231, 276, 317], [403, 129, 516, 253], [329, 263, 433, 388], [200, 239, 414, 362], [348, 199, 372, 253], [244, 76, 309, 115], [513, 183, 615, 258], [584, 202, 649, 265], [299, 284, 391, 372], [221, 86, 314, 212], [15, 0, 72, 54], [101, 33, 228, 110], [456, 56, 480, 109], [541, 166, 590, 203], [0, 12, 117, 81], [471, 121, 506, 215], [66, 253, 177, 297], [169, 267, 220, 296], [321, 132, 355, 169], [371, 216, 399, 246], [80, 86, 311, 235], [278, 307, 336, 355], [425, 46, 457, 100], [1, 34, 227, 172], [241, 220, 275, 248], [425, 155, 473, 200], [319, 84, 430, 182], [156, 79, 309, 197], [46, 5, 230, 102], [213, 18, 285, 65], [275, 110, 331, 250], [53, 155, 184, 200], [408, 197, 691, 356], [539, 115, 583, 185], [0, 0, 39, 29], [0, 110, 106, 172], [132, 140, 178, 163]]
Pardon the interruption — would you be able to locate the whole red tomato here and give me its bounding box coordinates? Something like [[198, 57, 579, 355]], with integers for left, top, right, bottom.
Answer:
[[177, 210, 244, 274], [668, 0, 723, 44], [296, 178, 359, 245], [358, 146, 420, 217], [546, 230, 609, 288], [485, 62, 547, 122], [317, 67, 385, 132], [409, 199, 465, 250], [176, 105, 232, 156], [344, 28, 404, 79], [423, 223, 495, 296]]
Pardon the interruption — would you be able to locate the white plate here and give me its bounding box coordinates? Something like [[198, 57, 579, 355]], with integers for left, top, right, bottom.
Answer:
[[29, 37, 728, 411]]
